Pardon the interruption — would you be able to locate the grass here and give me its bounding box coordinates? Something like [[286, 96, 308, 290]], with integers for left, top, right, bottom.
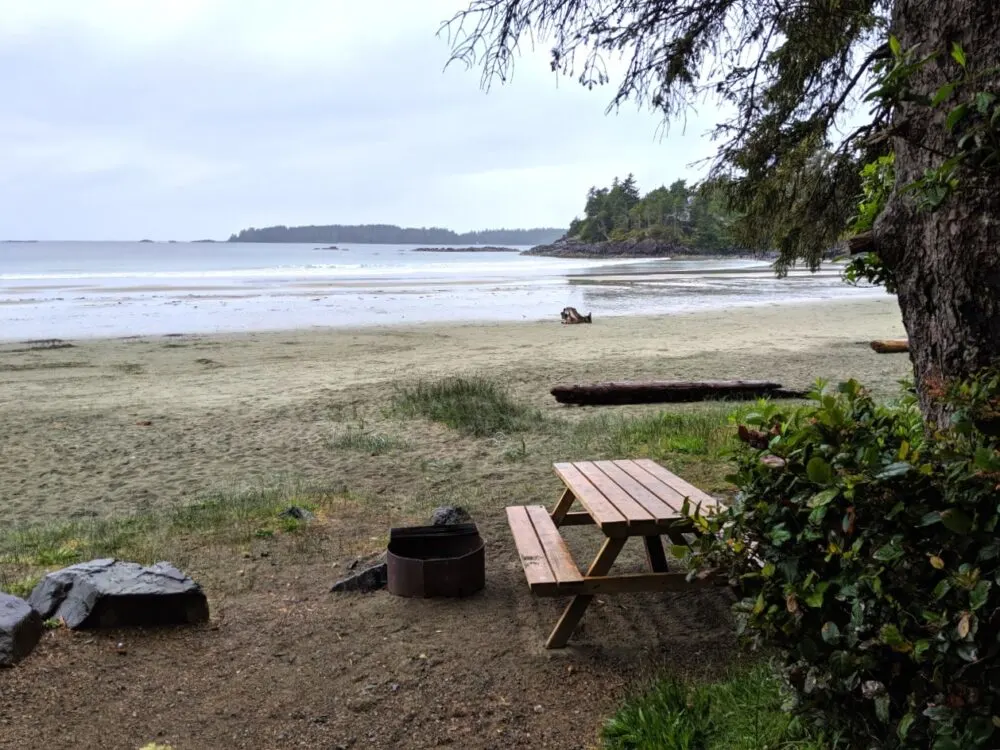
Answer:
[[573, 402, 763, 459], [602, 664, 835, 750], [391, 376, 546, 436], [0, 479, 346, 593], [328, 422, 409, 455]]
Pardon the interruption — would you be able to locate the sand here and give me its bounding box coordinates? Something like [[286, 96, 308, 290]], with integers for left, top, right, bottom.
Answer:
[[0, 297, 910, 524]]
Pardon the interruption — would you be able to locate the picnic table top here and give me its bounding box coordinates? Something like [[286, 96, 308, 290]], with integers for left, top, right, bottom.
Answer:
[[553, 459, 719, 535]]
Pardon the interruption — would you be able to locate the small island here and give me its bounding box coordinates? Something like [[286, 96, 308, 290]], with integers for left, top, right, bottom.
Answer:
[[411, 246, 519, 253], [227, 224, 565, 245], [524, 175, 748, 259]]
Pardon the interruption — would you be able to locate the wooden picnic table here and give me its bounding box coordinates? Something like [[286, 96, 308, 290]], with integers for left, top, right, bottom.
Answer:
[[506, 459, 723, 648]]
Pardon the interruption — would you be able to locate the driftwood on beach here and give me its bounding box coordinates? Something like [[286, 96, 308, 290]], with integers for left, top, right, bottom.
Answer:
[[550, 380, 808, 406], [870, 339, 909, 353]]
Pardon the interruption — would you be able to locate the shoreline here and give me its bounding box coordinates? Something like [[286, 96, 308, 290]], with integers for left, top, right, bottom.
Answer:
[[0, 289, 889, 344]]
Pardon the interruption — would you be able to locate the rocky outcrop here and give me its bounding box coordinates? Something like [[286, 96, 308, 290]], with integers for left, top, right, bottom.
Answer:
[[0, 593, 43, 666], [522, 238, 681, 258], [28, 559, 210, 629], [411, 246, 519, 253]]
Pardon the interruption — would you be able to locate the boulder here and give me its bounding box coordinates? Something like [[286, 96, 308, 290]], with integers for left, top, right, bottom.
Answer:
[[0, 593, 43, 666], [430, 506, 473, 526], [28, 559, 209, 630]]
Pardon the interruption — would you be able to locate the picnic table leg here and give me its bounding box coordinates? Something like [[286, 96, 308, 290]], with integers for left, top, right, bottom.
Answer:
[[550, 487, 575, 526], [545, 536, 626, 649], [643, 536, 669, 573]]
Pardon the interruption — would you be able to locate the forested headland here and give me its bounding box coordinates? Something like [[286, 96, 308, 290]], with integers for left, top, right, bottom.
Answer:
[[227, 225, 565, 246], [526, 175, 748, 258]]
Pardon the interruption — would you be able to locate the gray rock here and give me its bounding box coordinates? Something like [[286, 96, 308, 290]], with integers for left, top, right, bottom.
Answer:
[[28, 559, 209, 630], [430, 506, 473, 526], [278, 505, 315, 522], [0, 593, 43, 666], [331, 562, 387, 593]]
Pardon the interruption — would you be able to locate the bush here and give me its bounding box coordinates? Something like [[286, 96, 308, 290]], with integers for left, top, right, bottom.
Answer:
[[684, 379, 1000, 749]]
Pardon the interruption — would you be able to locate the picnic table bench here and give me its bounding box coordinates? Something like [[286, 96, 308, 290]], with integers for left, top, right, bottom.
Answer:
[[506, 458, 723, 648]]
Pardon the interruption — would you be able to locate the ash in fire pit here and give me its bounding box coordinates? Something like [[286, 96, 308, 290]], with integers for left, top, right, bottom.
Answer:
[[386, 523, 485, 598]]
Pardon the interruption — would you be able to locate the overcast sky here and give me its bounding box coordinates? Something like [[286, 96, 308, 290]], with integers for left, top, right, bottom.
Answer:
[[1, 1, 725, 241]]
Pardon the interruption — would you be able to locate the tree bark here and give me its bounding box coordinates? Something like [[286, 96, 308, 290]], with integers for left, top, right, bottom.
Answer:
[[877, 0, 1000, 425]]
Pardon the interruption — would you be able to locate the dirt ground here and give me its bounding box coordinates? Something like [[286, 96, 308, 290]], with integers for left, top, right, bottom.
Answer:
[[0, 512, 738, 750]]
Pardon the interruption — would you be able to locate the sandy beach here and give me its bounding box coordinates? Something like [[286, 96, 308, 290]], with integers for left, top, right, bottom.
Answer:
[[0, 297, 909, 525]]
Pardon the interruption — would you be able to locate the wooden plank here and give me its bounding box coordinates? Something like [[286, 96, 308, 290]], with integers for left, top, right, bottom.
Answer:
[[592, 460, 680, 522], [558, 512, 596, 526], [564, 571, 726, 595], [550, 487, 576, 525], [573, 461, 656, 527], [553, 462, 628, 534], [525, 506, 583, 585], [611, 459, 688, 513], [546, 537, 626, 648], [643, 536, 669, 573], [505, 506, 556, 590], [634, 459, 719, 513]]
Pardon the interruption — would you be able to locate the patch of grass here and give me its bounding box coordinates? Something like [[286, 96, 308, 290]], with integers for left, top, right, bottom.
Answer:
[[0, 479, 345, 581], [392, 376, 545, 436], [602, 664, 834, 750], [573, 402, 765, 460], [112, 362, 145, 375], [0, 573, 40, 599], [328, 422, 409, 455]]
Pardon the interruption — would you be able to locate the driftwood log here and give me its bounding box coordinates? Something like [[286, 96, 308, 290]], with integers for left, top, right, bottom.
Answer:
[[551, 380, 808, 406], [560, 307, 592, 324], [870, 339, 909, 353]]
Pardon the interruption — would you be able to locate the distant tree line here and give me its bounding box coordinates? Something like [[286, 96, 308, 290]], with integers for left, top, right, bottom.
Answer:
[[228, 224, 566, 245], [567, 175, 742, 254]]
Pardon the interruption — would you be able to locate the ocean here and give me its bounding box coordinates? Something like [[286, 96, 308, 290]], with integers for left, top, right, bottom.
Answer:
[[0, 241, 886, 340]]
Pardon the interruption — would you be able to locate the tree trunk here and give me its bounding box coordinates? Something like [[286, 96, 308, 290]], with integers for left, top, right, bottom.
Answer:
[[877, 0, 1000, 425]]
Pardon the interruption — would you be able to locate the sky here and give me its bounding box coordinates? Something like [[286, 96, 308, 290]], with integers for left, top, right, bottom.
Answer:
[[0, 1, 726, 241]]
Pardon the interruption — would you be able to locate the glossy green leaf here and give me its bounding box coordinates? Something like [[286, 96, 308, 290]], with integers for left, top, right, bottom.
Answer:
[[807, 456, 833, 485], [897, 712, 915, 741], [946, 103, 969, 131], [877, 461, 912, 479], [808, 488, 839, 508], [941, 508, 973, 534], [873, 540, 904, 562], [951, 42, 967, 67], [970, 580, 991, 611], [821, 621, 840, 643]]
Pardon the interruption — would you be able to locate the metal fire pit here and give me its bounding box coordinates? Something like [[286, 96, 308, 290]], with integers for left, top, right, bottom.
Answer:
[[386, 523, 485, 598]]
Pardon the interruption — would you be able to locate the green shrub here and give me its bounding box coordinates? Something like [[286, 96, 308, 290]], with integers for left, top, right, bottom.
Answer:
[[391, 376, 544, 436], [684, 379, 1000, 748]]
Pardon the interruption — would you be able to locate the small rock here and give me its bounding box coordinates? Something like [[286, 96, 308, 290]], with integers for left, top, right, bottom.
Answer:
[[430, 506, 472, 526], [278, 506, 315, 522], [0, 593, 43, 666], [330, 562, 387, 593]]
